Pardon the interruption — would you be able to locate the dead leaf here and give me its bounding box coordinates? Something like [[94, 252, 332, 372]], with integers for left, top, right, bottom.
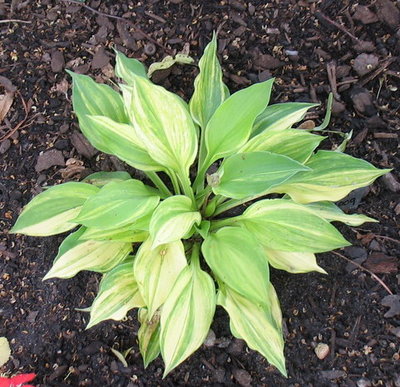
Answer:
[[381, 295, 400, 318], [60, 158, 85, 180], [0, 76, 16, 123], [364, 252, 398, 274], [0, 336, 11, 367]]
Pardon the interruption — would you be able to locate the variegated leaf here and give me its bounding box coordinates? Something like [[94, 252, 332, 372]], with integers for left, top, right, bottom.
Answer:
[[218, 286, 286, 376], [43, 228, 132, 279], [74, 180, 160, 230], [160, 256, 216, 377], [11, 182, 98, 236], [120, 78, 198, 176], [115, 50, 148, 82], [87, 261, 145, 328], [83, 171, 132, 187], [149, 196, 201, 248], [138, 308, 161, 368], [272, 151, 390, 203], [80, 225, 148, 243], [189, 33, 227, 129], [134, 239, 187, 319], [202, 227, 270, 306], [238, 199, 350, 252]]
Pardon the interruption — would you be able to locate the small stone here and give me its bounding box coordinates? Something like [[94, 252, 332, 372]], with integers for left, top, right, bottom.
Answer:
[[394, 203, 400, 216], [365, 115, 385, 129], [232, 368, 252, 387], [357, 378, 372, 387], [258, 70, 272, 82], [35, 149, 65, 172], [389, 327, 400, 338], [0, 139, 11, 154], [59, 124, 69, 133], [253, 54, 282, 70], [382, 173, 400, 193], [204, 329, 216, 347], [337, 186, 369, 210], [71, 131, 97, 159], [91, 47, 110, 70], [54, 139, 70, 150], [353, 5, 379, 24], [375, 0, 400, 30], [331, 100, 346, 115], [350, 87, 376, 116], [227, 338, 245, 356], [144, 43, 156, 56], [353, 54, 379, 77], [320, 370, 346, 380], [315, 343, 330, 360]]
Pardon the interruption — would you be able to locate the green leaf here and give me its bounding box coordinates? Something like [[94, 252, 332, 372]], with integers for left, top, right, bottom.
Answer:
[[218, 286, 286, 376], [272, 151, 391, 203], [85, 115, 162, 171], [239, 199, 350, 252], [241, 129, 325, 163], [80, 224, 148, 242], [160, 256, 216, 377], [138, 308, 161, 368], [74, 180, 160, 230], [43, 228, 132, 279], [115, 50, 148, 82], [305, 201, 377, 226], [149, 196, 201, 248], [211, 151, 310, 200], [189, 33, 227, 128], [204, 79, 274, 166], [148, 54, 194, 78], [87, 261, 145, 329], [11, 182, 99, 236], [264, 249, 327, 274], [252, 102, 318, 136], [202, 227, 270, 306], [68, 71, 128, 153], [134, 238, 188, 319], [82, 171, 132, 187], [120, 78, 198, 176]]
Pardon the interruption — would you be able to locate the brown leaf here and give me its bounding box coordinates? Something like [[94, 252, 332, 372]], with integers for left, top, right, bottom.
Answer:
[[0, 76, 16, 123], [364, 252, 398, 274]]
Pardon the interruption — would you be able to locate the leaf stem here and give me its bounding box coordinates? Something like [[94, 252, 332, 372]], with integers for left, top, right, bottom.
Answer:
[[209, 217, 238, 231], [177, 170, 196, 205], [193, 157, 210, 194], [213, 196, 254, 216], [190, 242, 201, 268], [168, 170, 181, 195], [145, 171, 172, 198]]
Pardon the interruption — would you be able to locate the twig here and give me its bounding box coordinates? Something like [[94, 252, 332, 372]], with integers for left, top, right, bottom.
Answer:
[[359, 57, 397, 87], [315, 11, 361, 43], [374, 235, 400, 245], [326, 61, 341, 101], [0, 19, 31, 24], [59, 0, 173, 54], [331, 251, 393, 295]]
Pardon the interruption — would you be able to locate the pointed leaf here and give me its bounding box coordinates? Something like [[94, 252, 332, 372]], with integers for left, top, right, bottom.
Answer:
[[44, 228, 132, 279], [74, 180, 160, 230], [241, 128, 325, 163], [85, 115, 162, 171], [189, 33, 227, 128], [218, 287, 286, 376], [150, 196, 201, 248], [11, 182, 98, 236], [121, 78, 198, 175], [239, 199, 350, 252], [252, 102, 318, 136], [264, 249, 327, 274], [272, 151, 391, 203], [148, 54, 194, 78], [80, 225, 148, 242], [160, 258, 216, 377], [204, 79, 274, 165], [202, 227, 270, 305], [305, 201, 377, 226], [134, 239, 187, 319], [138, 308, 161, 368], [87, 261, 145, 328], [211, 151, 310, 199], [82, 171, 132, 187], [115, 50, 148, 82]]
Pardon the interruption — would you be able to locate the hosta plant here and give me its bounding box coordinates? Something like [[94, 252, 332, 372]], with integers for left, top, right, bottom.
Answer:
[[11, 35, 389, 377]]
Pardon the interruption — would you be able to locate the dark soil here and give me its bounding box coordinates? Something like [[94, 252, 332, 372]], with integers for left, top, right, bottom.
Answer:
[[1, 1, 400, 386]]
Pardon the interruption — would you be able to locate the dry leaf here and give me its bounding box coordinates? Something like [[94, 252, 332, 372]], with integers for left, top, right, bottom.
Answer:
[[0, 76, 16, 123], [0, 336, 11, 367]]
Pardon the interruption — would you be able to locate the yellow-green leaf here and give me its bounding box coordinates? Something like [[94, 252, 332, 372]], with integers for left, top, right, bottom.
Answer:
[[148, 54, 194, 78], [264, 248, 327, 274], [160, 256, 216, 377], [115, 50, 148, 82], [241, 128, 324, 163], [204, 79, 274, 166], [120, 77, 198, 176], [134, 238, 187, 319], [11, 182, 99, 236], [189, 33, 227, 129], [211, 151, 310, 200], [138, 308, 161, 368], [218, 286, 286, 377], [43, 228, 132, 279], [87, 261, 145, 329], [239, 199, 350, 252], [252, 102, 318, 136], [0, 337, 11, 367], [202, 227, 270, 306], [272, 151, 390, 204], [80, 225, 148, 243], [83, 171, 132, 187], [149, 195, 201, 248], [74, 180, 160, 230]]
